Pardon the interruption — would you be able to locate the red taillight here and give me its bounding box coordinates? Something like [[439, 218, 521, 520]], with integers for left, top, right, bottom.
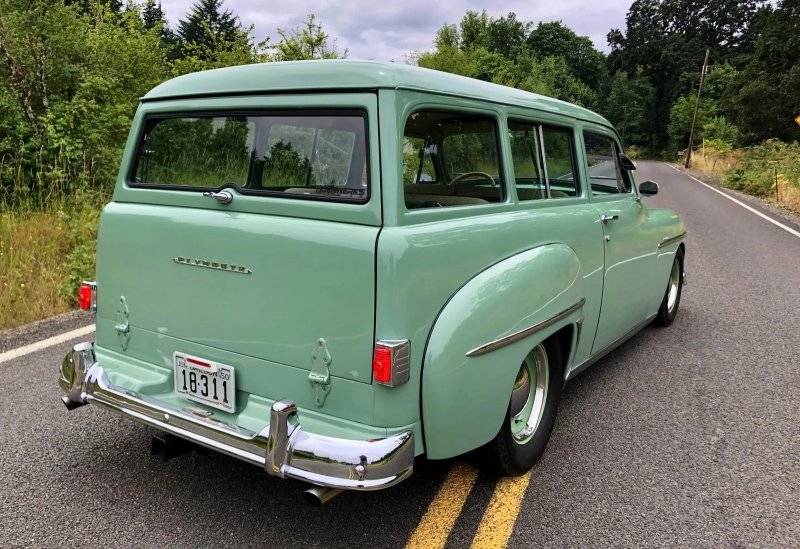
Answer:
[[372, 340, 410, 387], [77, 281, 96, 311], [372, 345, 393, 384]]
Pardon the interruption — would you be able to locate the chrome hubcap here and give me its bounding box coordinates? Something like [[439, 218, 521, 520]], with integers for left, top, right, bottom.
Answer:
[[509, 344, 549, 444], [667, 258, 680, 313]]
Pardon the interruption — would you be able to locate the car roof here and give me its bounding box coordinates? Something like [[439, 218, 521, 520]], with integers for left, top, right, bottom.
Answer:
[[143, 59, 612, 127]]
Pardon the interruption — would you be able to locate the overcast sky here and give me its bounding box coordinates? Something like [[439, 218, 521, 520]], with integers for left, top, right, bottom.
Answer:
[[159, 1, 631, 61]]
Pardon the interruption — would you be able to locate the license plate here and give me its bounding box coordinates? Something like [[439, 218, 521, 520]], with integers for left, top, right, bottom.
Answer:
[[173, 352, 236, 413]]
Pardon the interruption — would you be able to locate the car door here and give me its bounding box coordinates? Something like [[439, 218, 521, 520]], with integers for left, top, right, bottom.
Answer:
[[583, 129, 657, 354]]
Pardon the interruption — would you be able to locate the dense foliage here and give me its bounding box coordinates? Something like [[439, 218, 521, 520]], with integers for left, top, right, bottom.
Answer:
[[1, 0, 798, 204], [0, 0, 344, 206], [418, 1, 799, 156]]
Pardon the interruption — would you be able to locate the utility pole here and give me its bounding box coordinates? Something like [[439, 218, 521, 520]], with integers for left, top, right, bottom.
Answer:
[[684, 48, 710, 168]]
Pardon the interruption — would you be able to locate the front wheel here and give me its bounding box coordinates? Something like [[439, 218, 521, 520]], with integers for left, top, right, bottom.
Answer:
[[654, 252, 684, 326], [484, 339, 562, 476]]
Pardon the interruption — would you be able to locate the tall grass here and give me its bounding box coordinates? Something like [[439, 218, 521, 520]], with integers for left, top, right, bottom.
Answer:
[[0, 191, 104, 330], [692, 140, 800, 214]]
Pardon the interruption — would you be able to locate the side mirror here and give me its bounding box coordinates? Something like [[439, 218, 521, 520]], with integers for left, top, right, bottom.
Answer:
[[639, 180, 659, 196], [619, 155, 636, 171]]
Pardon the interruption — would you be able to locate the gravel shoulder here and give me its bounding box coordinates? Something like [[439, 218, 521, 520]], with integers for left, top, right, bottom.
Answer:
[[0, 309, 93, 353]]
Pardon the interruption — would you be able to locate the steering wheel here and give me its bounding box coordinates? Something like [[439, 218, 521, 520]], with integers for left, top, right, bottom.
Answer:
[[449, 171, 496, 187]]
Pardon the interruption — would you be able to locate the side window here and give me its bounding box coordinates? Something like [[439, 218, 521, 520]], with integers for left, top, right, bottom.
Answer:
[[403, 111, 504, 209], [508, 121, 579, 200], [583, 132, 630, 195], [540, 126, 579, 197], [508, 120, 545, 201]]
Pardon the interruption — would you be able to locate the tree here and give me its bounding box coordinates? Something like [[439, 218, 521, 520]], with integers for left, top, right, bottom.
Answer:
[[494, 53, 598, 108], [171, 0, 254, 74], [606, 70, 656, 148], [457, 10, 528, 57], [265, 14, 346, 61], [177, 0, 246, 60], [722, 0, 800, 143], [0, 0, 165, 197], [607, 0, 766, 150], [141, 0, 165, 31], [415, 11, 605, 109], [526, 22, 606, 88], [667, 95, 717, 152]]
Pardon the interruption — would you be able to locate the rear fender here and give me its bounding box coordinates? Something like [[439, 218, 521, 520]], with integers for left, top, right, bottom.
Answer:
[[422, 243, 584, 459]]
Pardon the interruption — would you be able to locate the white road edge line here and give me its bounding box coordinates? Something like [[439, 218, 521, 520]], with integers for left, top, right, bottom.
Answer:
[[666, 163, 800, 239], [0, 324, 95, 365]]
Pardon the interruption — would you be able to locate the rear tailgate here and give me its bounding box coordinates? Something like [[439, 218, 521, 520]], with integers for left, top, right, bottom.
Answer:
[[95, 93, 383, 407], [96, 202, 378, 384]]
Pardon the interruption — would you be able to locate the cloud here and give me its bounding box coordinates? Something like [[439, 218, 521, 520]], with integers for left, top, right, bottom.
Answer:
[[159, 0, 630, 60]]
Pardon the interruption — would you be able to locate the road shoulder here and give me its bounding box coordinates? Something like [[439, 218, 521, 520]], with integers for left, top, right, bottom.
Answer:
[[0, 309, 93, 353], [670, 162, 800, 234]]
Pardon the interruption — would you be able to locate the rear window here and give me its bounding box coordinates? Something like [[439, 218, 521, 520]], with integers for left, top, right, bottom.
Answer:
[[131, 112, 369, 203]]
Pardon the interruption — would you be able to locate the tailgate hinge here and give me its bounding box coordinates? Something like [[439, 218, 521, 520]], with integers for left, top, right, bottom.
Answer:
[[115, 296, 131, 350], [308, 338, 332, 407]]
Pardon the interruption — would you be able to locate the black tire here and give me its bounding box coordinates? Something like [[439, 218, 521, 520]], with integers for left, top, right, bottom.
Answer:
[[484, 338, 563, 476], [654, 251, 684, 327]]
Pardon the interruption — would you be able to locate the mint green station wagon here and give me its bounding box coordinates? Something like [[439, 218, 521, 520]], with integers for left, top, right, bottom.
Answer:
[[59, 60, 686, 503]]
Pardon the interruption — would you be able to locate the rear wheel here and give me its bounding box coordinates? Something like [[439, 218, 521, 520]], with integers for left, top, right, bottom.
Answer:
[[654, 252, 683, 326], [484, 339, 562, 476]]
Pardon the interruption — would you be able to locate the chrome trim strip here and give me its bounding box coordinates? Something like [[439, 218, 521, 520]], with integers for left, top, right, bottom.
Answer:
[[657, 231, 687, 249], [60, 343, 414, 491], [565, 313, 656, 381], [465, 298, 586, 358]]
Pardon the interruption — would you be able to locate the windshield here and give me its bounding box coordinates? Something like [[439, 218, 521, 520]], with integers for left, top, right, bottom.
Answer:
[[131, 111, 369, 203]]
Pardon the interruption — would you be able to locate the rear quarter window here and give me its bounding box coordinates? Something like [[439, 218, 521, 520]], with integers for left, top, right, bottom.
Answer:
[[403, 110, 505, 210]]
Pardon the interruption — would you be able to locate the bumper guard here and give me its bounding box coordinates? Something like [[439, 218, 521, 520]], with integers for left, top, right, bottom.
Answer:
[[59, 342, 414, 491]]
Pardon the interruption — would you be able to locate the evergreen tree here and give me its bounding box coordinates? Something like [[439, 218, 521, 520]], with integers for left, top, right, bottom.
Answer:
[[177, 0, 242, 59], [141, 0, 165, 30]]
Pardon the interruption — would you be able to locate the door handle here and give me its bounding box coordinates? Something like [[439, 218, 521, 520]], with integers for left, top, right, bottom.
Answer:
[[203, 190, 233, 204], [600, 214, 619, 224]]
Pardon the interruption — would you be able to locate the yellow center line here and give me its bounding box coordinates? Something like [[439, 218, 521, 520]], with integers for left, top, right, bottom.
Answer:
[[470, 472, 532, 549], [405, 462, 479, 549]]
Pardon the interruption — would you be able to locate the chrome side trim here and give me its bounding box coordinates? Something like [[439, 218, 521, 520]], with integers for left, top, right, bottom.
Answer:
[[60, 343, 415, 491], [657, 231, 687, 249], [465, 298, 586, 358], [565, 313, 656, 381]]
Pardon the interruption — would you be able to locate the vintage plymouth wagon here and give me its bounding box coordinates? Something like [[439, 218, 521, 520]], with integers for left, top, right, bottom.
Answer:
[[60, 60, 686, 504]]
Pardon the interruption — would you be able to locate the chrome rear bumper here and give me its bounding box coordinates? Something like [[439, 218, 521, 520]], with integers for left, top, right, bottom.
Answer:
[[59, 342, 414, 491]]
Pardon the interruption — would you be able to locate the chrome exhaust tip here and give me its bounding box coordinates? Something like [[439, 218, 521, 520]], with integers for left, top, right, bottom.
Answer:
[[302, 485, 344, 506], [61, 396, 85, 410]]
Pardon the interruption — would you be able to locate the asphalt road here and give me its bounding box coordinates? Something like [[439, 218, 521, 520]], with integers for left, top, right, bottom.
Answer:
[[1, 161, 798, 548]]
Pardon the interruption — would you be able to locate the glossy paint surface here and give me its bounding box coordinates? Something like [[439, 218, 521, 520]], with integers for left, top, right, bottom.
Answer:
[[96, 202, 378, 383], [142, 60, 610, 128], [95, 62, 685, 461], [374, 88, 685, 457]]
